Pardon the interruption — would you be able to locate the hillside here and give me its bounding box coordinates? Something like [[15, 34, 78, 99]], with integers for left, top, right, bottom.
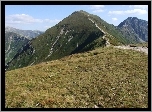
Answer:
[[5, 32, 29, 65], [5, 46, 148, 108], [118, 17, 148, 43], [5, 26, 44, 39], [6, 10, 132, 71]]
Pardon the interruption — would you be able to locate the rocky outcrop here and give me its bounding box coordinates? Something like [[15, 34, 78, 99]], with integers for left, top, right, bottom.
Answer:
[[118, 17, 148, 43]]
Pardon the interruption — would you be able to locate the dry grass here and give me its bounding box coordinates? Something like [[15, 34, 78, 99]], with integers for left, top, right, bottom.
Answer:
[[5, 46, 148, 108], [129, 42, 148, 48]]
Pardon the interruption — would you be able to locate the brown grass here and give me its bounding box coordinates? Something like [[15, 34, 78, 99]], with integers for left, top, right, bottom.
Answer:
[[5, 46, 148, 108]]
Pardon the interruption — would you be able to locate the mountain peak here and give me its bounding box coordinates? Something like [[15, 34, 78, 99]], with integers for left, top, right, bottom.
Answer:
[[127, 17, 138, 20], [79, 10, 89, 14], [70, 10, 89, 17], [118, 17, 148, 42], [126, 17, 147, 22]]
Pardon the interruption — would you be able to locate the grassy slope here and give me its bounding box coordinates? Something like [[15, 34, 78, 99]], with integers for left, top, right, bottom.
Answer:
[[5, 46, 148, 108], [6, 11, 104, 71]]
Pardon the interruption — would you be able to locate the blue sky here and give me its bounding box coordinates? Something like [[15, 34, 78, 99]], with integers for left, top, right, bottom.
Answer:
[[5, 5, 148, 31]]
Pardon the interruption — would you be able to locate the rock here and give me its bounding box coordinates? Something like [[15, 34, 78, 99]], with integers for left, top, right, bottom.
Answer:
[[94, 105, 99, 108]]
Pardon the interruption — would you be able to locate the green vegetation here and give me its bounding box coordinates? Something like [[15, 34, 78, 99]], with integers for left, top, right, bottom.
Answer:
[[80, 36, 106, 52], [5, 46, 148, 108], [6, 10, 148, 71], [6, 11, 105, 71]]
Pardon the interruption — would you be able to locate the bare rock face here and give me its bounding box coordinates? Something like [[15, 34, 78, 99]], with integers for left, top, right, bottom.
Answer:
[[118, 17, 148, 43]]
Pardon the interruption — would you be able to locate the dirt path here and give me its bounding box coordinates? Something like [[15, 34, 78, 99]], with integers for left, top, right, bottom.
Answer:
[[88, 17, 148, 54], [114, 45, 148, 54], [88, 18, 110, 47]]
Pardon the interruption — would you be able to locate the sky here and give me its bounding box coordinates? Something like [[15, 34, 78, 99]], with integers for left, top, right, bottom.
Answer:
[[5, 5, 148, 31]]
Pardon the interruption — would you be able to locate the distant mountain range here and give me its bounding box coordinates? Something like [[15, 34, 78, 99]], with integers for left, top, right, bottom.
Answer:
[[5, 10, 148, 71], [5, 32, 29, 65], [5, 27, 44, 65], [5, 26, 44, 39]]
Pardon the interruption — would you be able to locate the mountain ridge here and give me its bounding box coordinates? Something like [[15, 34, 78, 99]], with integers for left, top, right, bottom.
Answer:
[[5, 10, 148, 71], [5, 26, 44, 39]]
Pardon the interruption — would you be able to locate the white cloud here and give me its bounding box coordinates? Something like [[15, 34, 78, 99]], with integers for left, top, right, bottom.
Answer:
[[108, 9, 147, 15], [90, 5, 105, 13], [109, 11, 123, 15], [6, 14, 61, 25], [112, 18, 118, 21], [126, 9, 147, 14], [6, 14, 43, 24], [129, 5, 148, 9], [44, 19, 60, 23], [90, 5, 104, 9], [92, 9, 104, 13]]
